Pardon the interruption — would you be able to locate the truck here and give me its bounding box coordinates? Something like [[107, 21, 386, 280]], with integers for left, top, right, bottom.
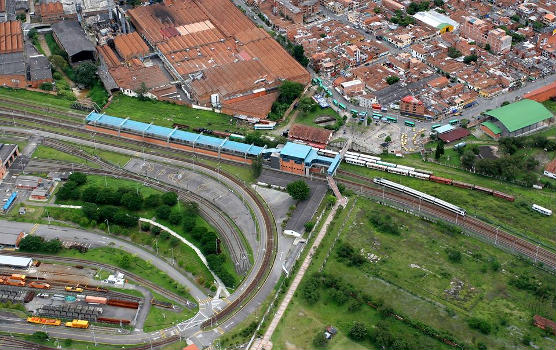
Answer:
[[65, 286, 84, 293], [28, 281, 51, 289]]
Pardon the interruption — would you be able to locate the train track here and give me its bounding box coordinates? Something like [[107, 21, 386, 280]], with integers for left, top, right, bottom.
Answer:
[[0, 335, 181, 350], [36, 139, 248, 275], [336, 172, 556, 270], [0, 251, 194, 309], [3, 111, 278, 327]]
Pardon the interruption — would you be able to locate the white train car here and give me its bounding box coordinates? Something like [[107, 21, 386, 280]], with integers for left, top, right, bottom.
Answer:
[[416, 169, 433, 175], [345, 151, 360, 158], [373, 178, 466, 216], [532, 204, 552, 216], [376, 161, 397, 168], [409, 171, 430, 180], [387, 167, 409, 176], [359, 154, 381, 162], [396, 165, 415, 172], [367, 162, 387, 171], [345, 158, 366, 167], [318, 149, 339, 157]]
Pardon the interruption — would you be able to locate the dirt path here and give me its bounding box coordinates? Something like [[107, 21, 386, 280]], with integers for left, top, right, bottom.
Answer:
[[37, 34, 51, 56]]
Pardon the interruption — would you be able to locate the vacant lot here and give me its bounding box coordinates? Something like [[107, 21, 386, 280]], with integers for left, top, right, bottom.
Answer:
[[105, 94, 250, 134], [295, 106, 341, 128], [273, 198, 556, 350]]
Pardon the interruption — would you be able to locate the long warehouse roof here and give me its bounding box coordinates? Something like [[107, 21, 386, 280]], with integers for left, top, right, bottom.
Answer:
[[0, 255, 32, 267], [86, 112, 265, 156], [485, 99, 553, 132]]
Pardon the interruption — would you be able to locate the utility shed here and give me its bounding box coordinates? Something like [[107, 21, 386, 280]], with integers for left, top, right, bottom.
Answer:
[[0, 255, 32, 268], [51, 20, 95, 63]]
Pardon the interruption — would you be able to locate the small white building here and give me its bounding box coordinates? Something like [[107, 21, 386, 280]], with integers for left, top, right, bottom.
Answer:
[[0, 255, 32, 269]]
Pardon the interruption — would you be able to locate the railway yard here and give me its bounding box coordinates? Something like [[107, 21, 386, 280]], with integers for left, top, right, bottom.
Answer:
[[0, 84, 553, 350]]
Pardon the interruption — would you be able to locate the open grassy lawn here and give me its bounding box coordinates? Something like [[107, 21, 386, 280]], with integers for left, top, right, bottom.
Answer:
[[0, 135, 27, 151], [295, 105, 341, 128], [104, 94, 249, 134], [32, 145, 100, 168], [340, 154, 556, 248], [69, 142, 131, 167], [0, 87, 76, 110], [143, 292, 195, 332], [274, 197, 556, 350]]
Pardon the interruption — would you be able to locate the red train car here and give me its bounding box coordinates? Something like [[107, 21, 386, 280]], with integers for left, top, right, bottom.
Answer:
[[429, 175, 453, 185], [493, 191, 515, 202], [107, 299, 139, 309], [474, 185, 493, 195], [212, 130, 231, 138], [452, 180, 473, 189], [97, 317, 131, 325]]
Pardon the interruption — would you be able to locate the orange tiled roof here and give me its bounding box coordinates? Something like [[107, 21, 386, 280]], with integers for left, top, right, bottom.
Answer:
[[39, 2, 64, 16], [0, 21, 23, 54], [114, 32, 150, 60], [288, 124, 332, 145]]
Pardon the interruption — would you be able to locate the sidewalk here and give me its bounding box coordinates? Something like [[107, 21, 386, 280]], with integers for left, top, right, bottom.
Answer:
[[251, 200, 343, 350]]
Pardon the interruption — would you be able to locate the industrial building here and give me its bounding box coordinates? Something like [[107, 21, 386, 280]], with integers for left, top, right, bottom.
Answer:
[[51, 20, 96, 64], [0, 254, 31, 268], [126, 0, 310, 118], [0, 143, 18, 180], [412, 10, 459, 33], [480, 99, 553, 138], [270, 142, 340, 176]]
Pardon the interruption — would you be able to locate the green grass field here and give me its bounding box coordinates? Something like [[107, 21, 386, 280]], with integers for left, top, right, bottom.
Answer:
[[340, 154, 556, 248], [295, 105, 341, 128], [143, 292, 195, 332], [32, 145, 100, 168], [105, 94, 249, 133], [0, 87, 76, 109], [273, 197, 556, 350]]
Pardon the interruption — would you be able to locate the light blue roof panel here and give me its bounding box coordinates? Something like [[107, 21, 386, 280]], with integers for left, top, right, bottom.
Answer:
[[280, 142, 312, 160], [435, 124, 455, 134]]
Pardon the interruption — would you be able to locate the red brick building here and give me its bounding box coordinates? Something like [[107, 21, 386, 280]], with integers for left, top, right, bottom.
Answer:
[[400, 95, 425, 118]]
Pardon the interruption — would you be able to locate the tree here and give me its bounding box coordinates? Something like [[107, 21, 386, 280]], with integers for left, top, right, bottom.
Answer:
[[325, 194, 337, 207], [433, 0, 444, 6], [68, 172, 87, 185], [447, 46, 462, 58], [484, 43, 491, 51], [121, 191, 143, 211], [156, 205, 171, 220], [169, 210, 182, 225], [461, 150, 476, 169], [183, 216, 196, 232], [463, 54, 478, 64], [136, 82, 149, 101], [304, 221, 315, 232], [292, 45, 309, 67], [373, 7, 381, 13], [297, 97, 315, 112], [348, 322, 368, 341], [385, 135, 392, 143], [74, 62, 97, 87], [286, 180, 310, 201], [460, 118, 469, 128], [434, 140, 445, 160], [119, 254, 131, 269], [468, 317, 491, 334], [161, 192, 178, 206], [312, 332, 328, 348], [31, 331, 49, 342], [80, 186, 98, 203], [28, 28, 38, 40], [251, 156, 262, 178], [278, 81, 304, 104], [386, 75, 400, 85], [40, 82, 53, 91], [144, 194, 161, 208]]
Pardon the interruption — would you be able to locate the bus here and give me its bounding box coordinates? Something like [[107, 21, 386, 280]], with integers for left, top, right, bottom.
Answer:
[[332, 99, 338, 106], [431, 124, 441, 130], [312, 78, 318, 85], [316, 77, 322, 85], [350, 109, 358, 115], [372, 113, 382, 118], [449, 119, 459, 125], [324, 88, 332, 97], [386, 116, 397, 123], [338, 103, 347, 110], [404, 120, 415, 127]]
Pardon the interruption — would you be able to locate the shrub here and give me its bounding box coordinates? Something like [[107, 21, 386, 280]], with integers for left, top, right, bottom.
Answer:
[[348, 322, 368, 341], [304, 221, 315, 232], [369, 212, 399, 235], [468, 317, 491, 334], [39, 82, 53, 91], [286, 180, 310, 201], [161, 192, 178, 206], [151, 226, 161, 235], [156, 205, 171, 220], [312, 331, 328, 348], [144, 194, 161, 208], [168, 210, 182, 225], [446, 248, 462, 263]]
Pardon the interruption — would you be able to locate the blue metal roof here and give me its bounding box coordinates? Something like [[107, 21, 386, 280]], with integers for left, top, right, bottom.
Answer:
[[86, 112, 264, 156], [280, 142, 312, 160], [327, 155, 341, 175]]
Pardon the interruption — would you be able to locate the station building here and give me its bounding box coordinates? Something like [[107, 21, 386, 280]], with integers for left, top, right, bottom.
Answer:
[[481, 99, 553, 139], [268, 142, 341, 176]]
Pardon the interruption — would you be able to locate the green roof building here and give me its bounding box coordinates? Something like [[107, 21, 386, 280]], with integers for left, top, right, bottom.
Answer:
[[481, 99, 553, 138]]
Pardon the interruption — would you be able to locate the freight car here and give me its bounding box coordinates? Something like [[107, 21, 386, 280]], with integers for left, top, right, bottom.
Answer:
[[429, 176, 453, 185], [107, 299, 139, 309], [65, 320, 89, 328], [5, 279, 25, 286], [97, 317, 131, 325], [452, 180, 473, 189], [473, 185, 493, 195], [28, 281, 51, 289], [493, 191, 514, 202], [10, 274, 26, 281], [212, 130, 232, 138], [172, 123, 190, 130], [27, 317, 61, 326], [65, 286, 84, 293]]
